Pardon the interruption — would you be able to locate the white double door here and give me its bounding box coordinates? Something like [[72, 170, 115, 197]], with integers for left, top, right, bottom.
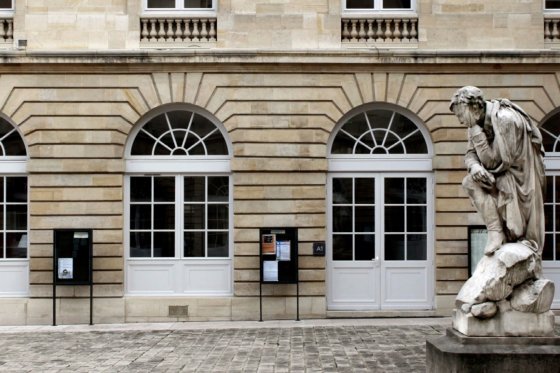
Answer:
[[327, 173, 433, 310]]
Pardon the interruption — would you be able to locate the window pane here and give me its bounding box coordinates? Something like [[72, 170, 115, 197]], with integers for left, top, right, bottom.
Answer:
[[556, 176, 560, 202], [130, 131, 155, 156], [3, 131, 26, 156], [154, 232, 174, 257], [556, 205, 560, 232], [355, 178, 375, 204], [0, 233, 3, 258], [333, 206, 352, 232], [130, 205, 151, 230], [131, 177, 151, 202], [6, 233, 26, 258], [385, 178, 404, 203], [184, 232, 205, 257], [185, 0, 213, 8], [185, 177, 205, 202], [0, 178, 3, 203], [407, 206, 426, 232], [154, 205, 175, 229], [385, 206, 404, 232], [545, 204, 553, 232], [547, 176, 554, 203], [407, 178, 426, 204], [208, 177, 229, 202], [130, 232, 151, 257], [208, 204, 228, 229], [546, 0, 560, 9], [6, 177, 27, 203], [404, 131, 428, 154], [407, 234, 426, 260], [204, 131, 229, 155], [0, 0, 11, 9], [6, 205, 26, 230], [333, 234, 352, 260], [355, 206, 375, 232], [184, 204, 205, 229], [385, 234, 405, 260], [333, 178, 352, 204], [154, 177, 175, 202], [346, 0, 374, 9], [147, 0, 175, 8], [383, 0, 411, 8], [556, 234, 560, 261], [208, 232, 228, 257], [355, 234, 375, 260], [543, 233, 554, 260]]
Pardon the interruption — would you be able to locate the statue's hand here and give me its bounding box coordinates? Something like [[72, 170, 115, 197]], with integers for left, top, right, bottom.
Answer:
[[470, 163, 495, 187]]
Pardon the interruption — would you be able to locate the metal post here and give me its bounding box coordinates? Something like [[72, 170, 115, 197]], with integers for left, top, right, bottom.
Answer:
[[89, 284, 93, 325], [296, 281, 300, 321], [52, 283, 56, 326], [259, 281, 263, 322]]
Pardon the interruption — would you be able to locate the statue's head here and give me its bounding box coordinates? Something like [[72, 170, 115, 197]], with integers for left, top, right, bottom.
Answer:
[[449, 86, 486, 127]]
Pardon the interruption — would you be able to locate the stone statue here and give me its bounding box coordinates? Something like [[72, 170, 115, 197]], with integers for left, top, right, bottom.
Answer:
[[449, 86, 555, 336]]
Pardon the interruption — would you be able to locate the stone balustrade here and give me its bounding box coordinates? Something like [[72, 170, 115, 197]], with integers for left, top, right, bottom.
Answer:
[[545, 16, 560, 44], [0, 17, 13, 44], [341, 16, 418, 46], [140, 17, 216, 46]]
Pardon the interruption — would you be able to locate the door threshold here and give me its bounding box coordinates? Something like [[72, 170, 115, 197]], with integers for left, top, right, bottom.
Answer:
[[326, 310, 442, 318]]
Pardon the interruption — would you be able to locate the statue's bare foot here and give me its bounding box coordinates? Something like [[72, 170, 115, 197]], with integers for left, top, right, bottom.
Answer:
[[484, 230, 505, 255]]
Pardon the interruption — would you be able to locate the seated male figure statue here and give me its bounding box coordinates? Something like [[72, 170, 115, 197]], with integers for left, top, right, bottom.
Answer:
[[450, 86, 546, 256]]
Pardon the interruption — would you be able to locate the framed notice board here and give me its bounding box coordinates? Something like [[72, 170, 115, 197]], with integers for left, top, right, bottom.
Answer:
[[259, 228, 298, 284], [259, 227, 299, 321], [52, 229, 93, 325], [468, 225, 487, 276]]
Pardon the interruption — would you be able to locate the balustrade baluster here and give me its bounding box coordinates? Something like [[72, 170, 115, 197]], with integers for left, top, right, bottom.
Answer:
[[545, 20, 552, 41], [384, 19, 392, 42], [192, 19, 200, 42], [553, 20, 560, 41], [366, 20, 374, 42], [200, 19, 208, 42], [174, 19, 183, 42], [209, 19, 216, 42], [350, 20, 358, 42], [149, 19, 157, 42], [358, 19, 366, 42], [166, 19, 174, 42], [157, 19, 166, 42], [393, 19, 401, 42], [342, 19, 350, 42], [376, 19, 383, 42], [141, 19, 149, 42], [410, 19, 418, 41], [6, 20, 13, 42], [0, 20, 5, 42], [402, 19, 410, 42]]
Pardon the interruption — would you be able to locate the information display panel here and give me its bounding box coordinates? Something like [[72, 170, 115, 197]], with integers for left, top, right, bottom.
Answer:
[[259, 228, 298, 284], [53, 229, 93, 285]]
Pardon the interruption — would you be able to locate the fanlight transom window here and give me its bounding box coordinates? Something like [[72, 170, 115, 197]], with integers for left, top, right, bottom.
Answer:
[[0, 118, 25, 157], [131, 109, 228, 157], [541, 111, 560, 153], [331, 109, 428, 156]]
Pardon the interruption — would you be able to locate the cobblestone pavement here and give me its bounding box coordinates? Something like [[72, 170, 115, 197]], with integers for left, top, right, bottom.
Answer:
[[0, 320, 449, 372]]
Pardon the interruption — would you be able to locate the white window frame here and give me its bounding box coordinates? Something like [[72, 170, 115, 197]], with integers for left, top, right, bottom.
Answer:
[[143, 0, 216, 15], [545, 0, 560, 12], [125, 104, 232, 296], [0, 114, 28, 297], [342, 0, 416, 14], [0, 0, 13, 14]]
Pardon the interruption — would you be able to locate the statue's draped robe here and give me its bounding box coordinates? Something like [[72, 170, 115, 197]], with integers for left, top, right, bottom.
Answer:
[[465, 99, 546, 252]]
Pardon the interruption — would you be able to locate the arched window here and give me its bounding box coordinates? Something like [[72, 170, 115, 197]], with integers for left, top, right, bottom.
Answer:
[[0, 114, 28, 297], [125, 105, 232, 296], [327, 104, 433, 311]]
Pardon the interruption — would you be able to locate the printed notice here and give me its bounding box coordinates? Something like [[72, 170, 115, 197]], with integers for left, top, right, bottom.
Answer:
[[263, 260, 278, 282], [262, 234, 276, 255], [277, 240, 291, 261], [58, 258, 74, 279]]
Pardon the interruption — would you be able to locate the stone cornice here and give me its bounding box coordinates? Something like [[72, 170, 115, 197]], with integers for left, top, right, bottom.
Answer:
[[1, 49, 560, 65]]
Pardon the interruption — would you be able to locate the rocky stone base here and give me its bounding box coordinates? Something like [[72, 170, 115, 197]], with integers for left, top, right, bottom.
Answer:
[[426, 328, 560, 373], [452, 305, 555, 337]]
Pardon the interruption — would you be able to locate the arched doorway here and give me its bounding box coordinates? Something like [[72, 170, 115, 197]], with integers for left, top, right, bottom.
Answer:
[[327, 103, 434, 310]]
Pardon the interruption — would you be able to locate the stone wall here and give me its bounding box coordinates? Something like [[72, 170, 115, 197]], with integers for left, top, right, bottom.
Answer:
[[0, 57, 558, 323], [7, 0, 549, 51]]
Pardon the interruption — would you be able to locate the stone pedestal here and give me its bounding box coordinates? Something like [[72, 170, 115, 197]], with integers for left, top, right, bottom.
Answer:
[[452, 306, 555, 337], [426, 328, 560, 373]]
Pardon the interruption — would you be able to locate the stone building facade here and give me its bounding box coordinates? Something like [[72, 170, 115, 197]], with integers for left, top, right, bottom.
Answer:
[[1, 0, 560, 324]]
